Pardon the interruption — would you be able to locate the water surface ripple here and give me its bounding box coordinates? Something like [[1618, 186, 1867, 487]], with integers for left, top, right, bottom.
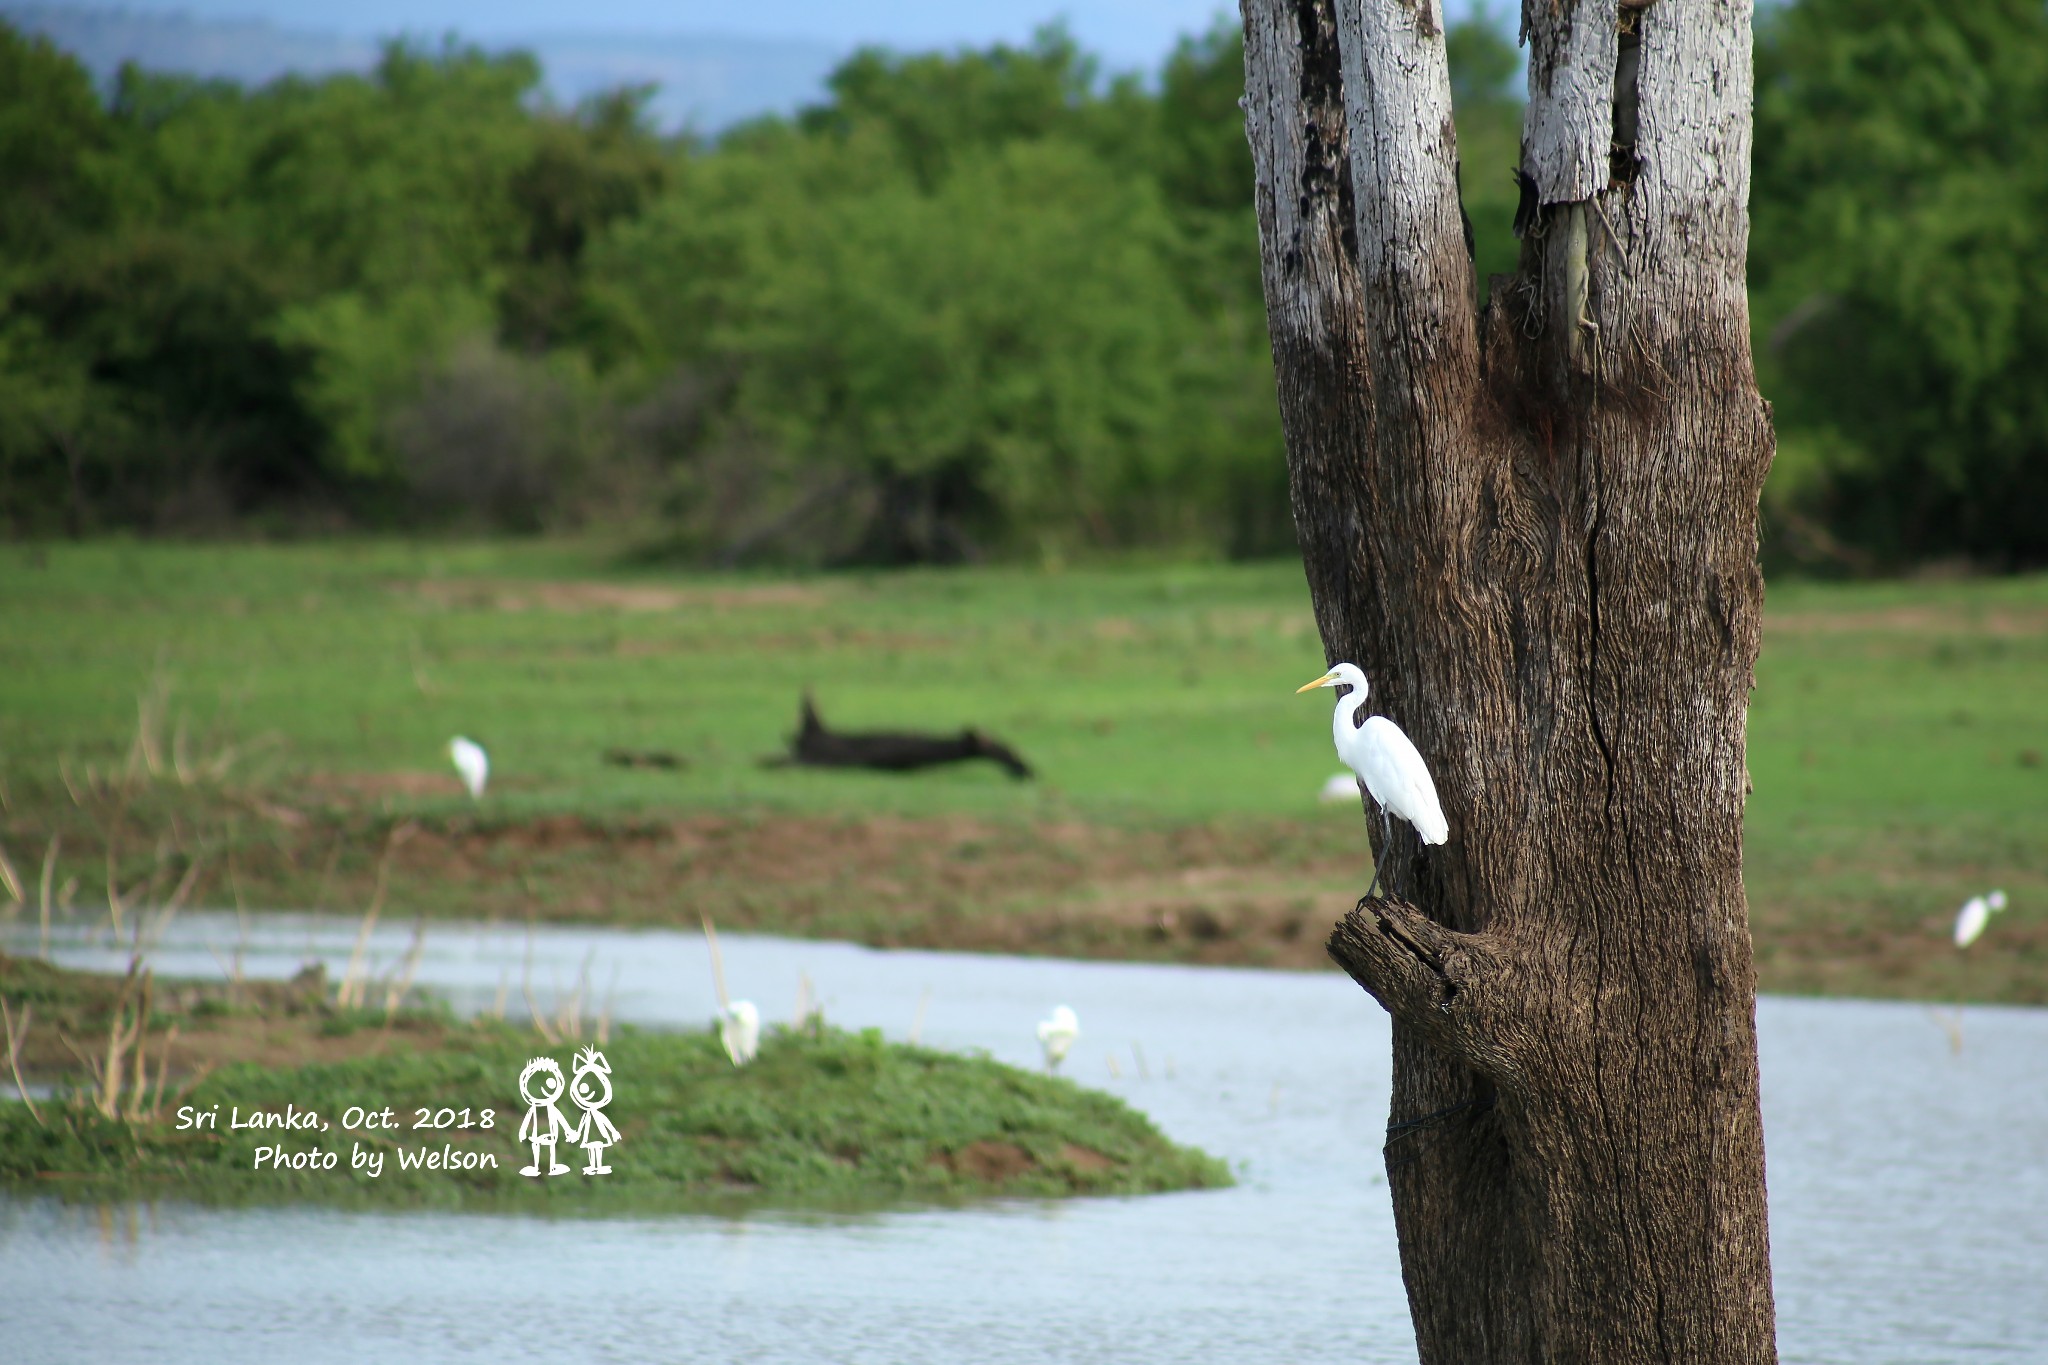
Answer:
[[2, 913, 2042, 1364]]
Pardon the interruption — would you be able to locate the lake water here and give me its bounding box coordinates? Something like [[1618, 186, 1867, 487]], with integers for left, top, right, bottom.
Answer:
[[3, 912, 2045, 1364]]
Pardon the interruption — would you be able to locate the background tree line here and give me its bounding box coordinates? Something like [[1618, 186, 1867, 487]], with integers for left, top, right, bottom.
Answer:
[[1, 0, 2043, 569]]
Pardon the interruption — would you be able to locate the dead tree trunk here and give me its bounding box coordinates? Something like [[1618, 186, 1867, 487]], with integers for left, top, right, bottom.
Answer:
[[1240, 0, 1777, 1360]]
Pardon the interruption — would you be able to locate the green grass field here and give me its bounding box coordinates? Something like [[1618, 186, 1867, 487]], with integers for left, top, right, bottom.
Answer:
[[0, 541, 1342, 821], [2, 541, 2044, 1000]]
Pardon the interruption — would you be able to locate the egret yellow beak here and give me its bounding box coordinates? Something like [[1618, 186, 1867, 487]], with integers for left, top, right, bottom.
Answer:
[[1295, 670, 1338, 694]]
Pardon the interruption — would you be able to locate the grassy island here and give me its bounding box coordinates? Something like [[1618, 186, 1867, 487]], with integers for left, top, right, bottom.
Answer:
[[0, 954, 1230, 1210]]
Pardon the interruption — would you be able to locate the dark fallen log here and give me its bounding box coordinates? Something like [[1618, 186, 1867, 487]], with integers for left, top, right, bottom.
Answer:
[[770, 693, 1033, 780], [602, 747, 686, 770]]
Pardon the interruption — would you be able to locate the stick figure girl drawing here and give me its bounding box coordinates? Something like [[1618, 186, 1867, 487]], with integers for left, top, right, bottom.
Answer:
[[567, 1045, 621, 1175], [517, 1056, 573, 1177]]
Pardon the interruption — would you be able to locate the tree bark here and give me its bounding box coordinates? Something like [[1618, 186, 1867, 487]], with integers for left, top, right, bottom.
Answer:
[[1240, 0, 1777, 1360]]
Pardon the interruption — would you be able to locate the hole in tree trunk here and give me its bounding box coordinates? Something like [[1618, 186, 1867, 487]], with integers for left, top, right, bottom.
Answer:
[[1611, 4, 1648, 184]]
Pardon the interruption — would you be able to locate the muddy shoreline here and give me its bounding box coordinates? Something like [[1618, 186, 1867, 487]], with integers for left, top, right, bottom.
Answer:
[[8, 797, 2043, 1001]]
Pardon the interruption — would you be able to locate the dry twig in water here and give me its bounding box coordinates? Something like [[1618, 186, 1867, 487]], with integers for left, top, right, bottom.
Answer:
[[381, 916, 428, 1021], [0, 837, 23, 907], [522, 922, 558, 1045], [37, 835, 60, 958], [2, 998, 44, 1126], [91, 958, 153, 1120], [336, 823, 417, 1009], [552, 949, 595, 1042], [701, 913, 732, 1014]]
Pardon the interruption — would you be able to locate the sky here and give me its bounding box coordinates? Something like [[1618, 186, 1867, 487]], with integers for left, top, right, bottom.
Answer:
[[18, 1, 1253, 70], [9, 0, 1508, 131]]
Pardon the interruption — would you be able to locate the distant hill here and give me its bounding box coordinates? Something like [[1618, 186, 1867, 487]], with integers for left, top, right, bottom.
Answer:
[[1, 5, 843, 132]]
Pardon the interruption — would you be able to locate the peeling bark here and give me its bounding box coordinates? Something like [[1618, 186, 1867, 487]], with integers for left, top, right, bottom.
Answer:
[[1522, 0, 1618, 203], [1242, 0, 1778, 1360]]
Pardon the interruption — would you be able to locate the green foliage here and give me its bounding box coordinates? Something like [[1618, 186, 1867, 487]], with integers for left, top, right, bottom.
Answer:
[[1445, 9, 1525, 297], [1153, 20, 1255, 219], [502, 88, 670, 350], [0, 13, 1519, 560], [225, 44, 540, 296], [0, 18, 1303, 556], [0, 28, 130, 529], [6, 6, 2041, 566], [592, 132, 1224, 560], [0, 29, 666, 534], [0, 25, 121, 264], [1754, 0, 2048, 568], [576, 21, 1301, 563], [798, 27, 1103, 189], [12, 224, 321, 526], [271, 285, 495, 483], [1447, 8, 1520, 108]]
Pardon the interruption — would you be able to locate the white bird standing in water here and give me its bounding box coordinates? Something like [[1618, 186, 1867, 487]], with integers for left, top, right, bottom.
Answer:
[[1297, 663, 1449, 897], [448, 736, 489, 799], [720, 1000, 761, 1066], [1953, 889, 2009, 948], [1037, 1005, 1079, 1073]]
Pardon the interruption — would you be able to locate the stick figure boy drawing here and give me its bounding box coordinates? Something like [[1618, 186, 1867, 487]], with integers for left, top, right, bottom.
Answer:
[[517, 1056, 573, 1177], [567, 1045, 621, 1175]]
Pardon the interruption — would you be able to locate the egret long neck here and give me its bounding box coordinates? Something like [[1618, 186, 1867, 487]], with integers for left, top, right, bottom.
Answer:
[[1332, 687, 1368, 748]]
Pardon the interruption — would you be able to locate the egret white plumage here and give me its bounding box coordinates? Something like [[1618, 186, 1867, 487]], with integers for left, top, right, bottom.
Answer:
[[1953, 889, 2009, 948], [1297, 663, 1448, 897], [1036, 1005, 1079, 1073], [448, 736, 488, 799], [720, 999, 761, 1066]]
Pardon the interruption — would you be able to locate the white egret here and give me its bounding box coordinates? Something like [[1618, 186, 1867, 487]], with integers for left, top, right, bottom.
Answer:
[[448, 736, 489, 799], [1037, 1005, 1079, 1073], [720, 1000, 761, 1066], [1318, 772, 1360, 804], [1297, 663, 1449, 897], [1953, 889, 2009, 949]]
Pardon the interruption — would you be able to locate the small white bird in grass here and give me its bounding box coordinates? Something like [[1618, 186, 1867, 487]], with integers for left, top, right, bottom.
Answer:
[[1037, 1005, 1079, 1074], [1318, 772, 1360, 804], [1953, 889, 2010, 949], [448, 736, 489, 799], [720, 1000, 761, 1066], [1297, 663, 1449, 897]]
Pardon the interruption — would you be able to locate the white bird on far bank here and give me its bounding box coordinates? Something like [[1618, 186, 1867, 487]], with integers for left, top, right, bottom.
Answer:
[[1953, 889, 2010, 949], [720, 1000, 761, 1066], [448, 736, 489, 799], [1297, 663, 1449, 897], [1318, 772, 1360, 804], [1037, 1005, 1079, 1073]]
